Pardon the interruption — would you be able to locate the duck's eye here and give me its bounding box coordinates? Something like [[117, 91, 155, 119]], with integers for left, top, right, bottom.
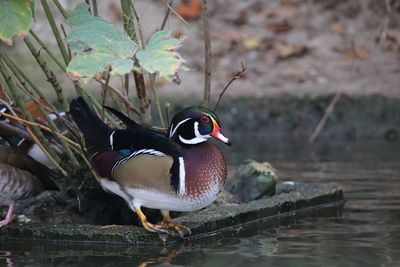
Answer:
[[201, 116, 210, 123]]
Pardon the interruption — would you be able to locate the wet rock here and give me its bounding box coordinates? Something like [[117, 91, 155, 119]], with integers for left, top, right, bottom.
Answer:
[[226, 159, 279, 203]]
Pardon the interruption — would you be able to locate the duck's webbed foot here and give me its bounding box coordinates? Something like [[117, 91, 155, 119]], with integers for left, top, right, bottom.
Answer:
[[161, 210, 192, 237], [134, 208, 191, 237]]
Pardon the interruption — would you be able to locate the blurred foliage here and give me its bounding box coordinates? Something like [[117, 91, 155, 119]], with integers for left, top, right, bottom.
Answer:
[[0, 1, 189, 179], [0, 0, 32, 45]]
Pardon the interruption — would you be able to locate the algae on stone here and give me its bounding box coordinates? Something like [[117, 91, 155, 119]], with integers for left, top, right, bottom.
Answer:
[[226, 159, 279, 203]]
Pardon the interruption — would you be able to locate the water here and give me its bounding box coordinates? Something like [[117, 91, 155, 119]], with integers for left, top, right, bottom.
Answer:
[[1, 138, 399, 266]]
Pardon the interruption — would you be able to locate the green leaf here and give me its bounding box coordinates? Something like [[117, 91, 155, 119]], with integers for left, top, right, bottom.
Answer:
[[0, 0, 33, 46], [65, 3, 137, 79], [136, 30, 187, 80]]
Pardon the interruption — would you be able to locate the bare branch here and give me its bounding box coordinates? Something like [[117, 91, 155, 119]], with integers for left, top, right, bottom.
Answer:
[[161, 0, 174, 30], [202, 0, 211, 108], [214, 62, 247, 112], [309, 92, 342, 143], [166, 1, 190, 26]]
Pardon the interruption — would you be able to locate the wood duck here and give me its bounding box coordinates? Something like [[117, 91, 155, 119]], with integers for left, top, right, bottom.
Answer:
[[70, 97, 231, 236], [0, 145, 59, 227]]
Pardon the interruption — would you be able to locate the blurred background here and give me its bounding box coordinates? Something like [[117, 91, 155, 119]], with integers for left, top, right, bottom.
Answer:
[[1, 1, 400, 266], [3, 0, 399, 142]]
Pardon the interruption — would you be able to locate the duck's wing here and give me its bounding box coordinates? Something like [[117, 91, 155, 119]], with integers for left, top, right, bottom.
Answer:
[[0, 163, 46, 201], [0, 145, 58, 191], [103, 107, 184, 193]]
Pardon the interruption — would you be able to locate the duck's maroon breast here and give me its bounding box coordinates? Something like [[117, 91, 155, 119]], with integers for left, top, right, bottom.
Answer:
[[183, 142, 227, 198], [91, 151, 123, 179]]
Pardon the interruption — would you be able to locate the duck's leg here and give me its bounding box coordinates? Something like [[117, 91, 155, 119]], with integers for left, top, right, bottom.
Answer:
[[161, 210, 192, 237], [0, 202, 15, 227], [134, 207, 170, 234]]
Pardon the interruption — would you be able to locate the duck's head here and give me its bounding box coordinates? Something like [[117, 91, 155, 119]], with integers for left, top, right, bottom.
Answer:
[[168, 106, 231, 146]]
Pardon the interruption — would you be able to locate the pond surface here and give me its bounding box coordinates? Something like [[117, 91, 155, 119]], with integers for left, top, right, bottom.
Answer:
[[1, 138, 399, 267]]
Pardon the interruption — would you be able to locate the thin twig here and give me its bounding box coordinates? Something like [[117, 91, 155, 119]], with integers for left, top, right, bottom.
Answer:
[[0, 49, 72, 134], [40, 0, 69, 64], [309, 92, 342, 143], [164, 102, 171, 126], [147, 0, 175, 128], [0, 112, 81, 150], [214, 62, 247, 112], [124, 73, 129, 98], [53, 0, 69, 19], [92, 0, 99, 16], [0, 56, 62, 166], [129, 2, 145, 49], [161, 0, 174, 30], [24, 36, 70, 116], [26, 127, 68, 176], [97, 80, 140, 115], [29, 30, 66, 72], [202, 0, 212, 108], [101, 67, 112, 120], [151, 126, 168, 132], [166, 1, 190, 26], [121, 0, 151, 124], [151, 77, 166, 127], [60, 24, 72, 61], [16, 82, 80, 165]]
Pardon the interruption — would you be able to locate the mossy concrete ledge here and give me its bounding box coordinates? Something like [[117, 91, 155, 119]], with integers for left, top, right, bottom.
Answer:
[[0, 182, 344, 245]]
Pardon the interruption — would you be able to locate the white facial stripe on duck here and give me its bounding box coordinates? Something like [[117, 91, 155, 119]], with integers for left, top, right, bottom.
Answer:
[[170, 113, 215, 145], [169, 118, 191, 138], [178, 121, 210, 145]]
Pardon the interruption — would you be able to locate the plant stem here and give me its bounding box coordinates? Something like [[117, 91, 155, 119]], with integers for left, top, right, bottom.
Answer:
[[0, 49, 70, 129], [133, 71, 151, 125], [120, 0, 135, 39], [0, 50, 66, 124], [202, 0, 212, 108], [92, 0, 98, 16], [24, 36, 70, 115], [0, 111, 80, 150], [160, 0, 174, 30], [0, 58, 65, 174], [0, 50, 79, 165], [149, 75, 165, 127], [124, 73, 129, 98], [40, 0, 70, 65], [52, 0, 68, 19], [101, 67, 111, 120], [131, 1, 166, 126], [120, 0, 151, 125], [309, 92, 342, 143], [29, 30, 66, 72], [97, 80, 140, 116], [129, 2, 145, 49]]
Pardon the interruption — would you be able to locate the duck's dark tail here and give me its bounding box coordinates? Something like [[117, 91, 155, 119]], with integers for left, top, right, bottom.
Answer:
[[70, 97, 112, 156]]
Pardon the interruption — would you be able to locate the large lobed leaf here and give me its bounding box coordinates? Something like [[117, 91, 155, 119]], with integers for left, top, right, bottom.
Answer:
[[0, 0, 33, 46], [65, 4, 187, 81], [65, 3, 137, 79], [136, 30, 188, 80]]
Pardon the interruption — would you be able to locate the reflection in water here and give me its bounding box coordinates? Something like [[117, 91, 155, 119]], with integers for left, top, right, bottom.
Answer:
[[0, 251, 13, 267], [0, 140, 399, 266]]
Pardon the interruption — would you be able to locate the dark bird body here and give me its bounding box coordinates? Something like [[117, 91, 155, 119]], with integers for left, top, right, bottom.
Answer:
[[70, 97, 231, 236], [0, 145, 58, 227]]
